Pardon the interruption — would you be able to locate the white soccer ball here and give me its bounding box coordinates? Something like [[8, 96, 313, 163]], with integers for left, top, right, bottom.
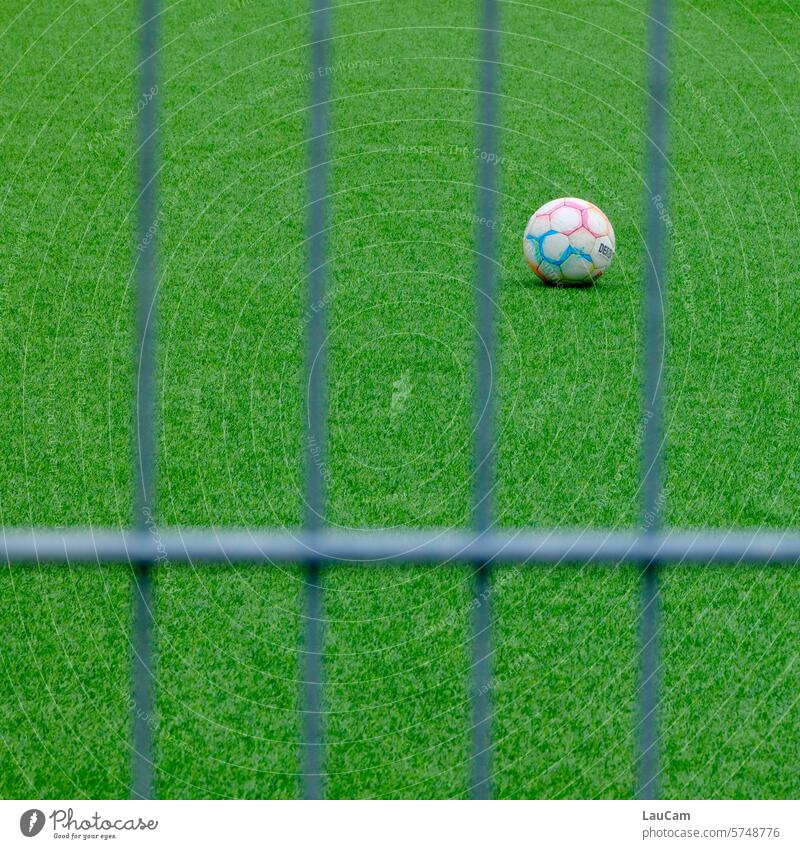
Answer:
[[523, 197, 616, 284]]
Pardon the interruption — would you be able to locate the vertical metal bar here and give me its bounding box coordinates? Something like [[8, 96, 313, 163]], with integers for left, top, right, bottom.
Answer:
[[470, 564, 492, 799], [303, 0, 331, 801], [471, 0, 499, 801], [302, 561, 324, 799], [132, 0, 160, 801], [132, 567, 155, 801], [638, 559, 660, 798], [638, 0, 670, 802]]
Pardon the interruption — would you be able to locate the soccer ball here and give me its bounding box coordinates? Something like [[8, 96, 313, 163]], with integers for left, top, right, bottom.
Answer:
[[523, 197, 615, 284]]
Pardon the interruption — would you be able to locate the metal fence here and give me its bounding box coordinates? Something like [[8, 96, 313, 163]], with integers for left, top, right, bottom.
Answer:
[[5, 0, 798, 802]]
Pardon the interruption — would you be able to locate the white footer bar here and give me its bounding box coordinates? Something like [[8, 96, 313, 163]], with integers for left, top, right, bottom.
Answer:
[[3, 800, 797, 849]]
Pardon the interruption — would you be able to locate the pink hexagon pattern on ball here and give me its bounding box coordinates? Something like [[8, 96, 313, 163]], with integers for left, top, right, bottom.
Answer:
[[584, 206, 610, 238], [524, 198, 615, 285], [549, 204, 581, 233], [562, 197, 590, 211], [538, 198, 564, 215]]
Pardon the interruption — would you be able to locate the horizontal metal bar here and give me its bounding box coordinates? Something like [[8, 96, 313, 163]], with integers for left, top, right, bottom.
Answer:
[[2, 528, 800, 565]]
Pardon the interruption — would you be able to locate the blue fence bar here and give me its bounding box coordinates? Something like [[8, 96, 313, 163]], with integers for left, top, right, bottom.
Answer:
[[638, 0, 671, 801], [131, 0, 160, 802]]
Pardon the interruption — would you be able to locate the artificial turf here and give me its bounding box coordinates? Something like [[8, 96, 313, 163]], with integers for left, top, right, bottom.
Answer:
[[1, 0, 799, 799]]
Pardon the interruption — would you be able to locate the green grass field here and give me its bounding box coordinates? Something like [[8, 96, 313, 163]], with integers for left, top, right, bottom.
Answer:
[[1, 0, 799, 799]]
